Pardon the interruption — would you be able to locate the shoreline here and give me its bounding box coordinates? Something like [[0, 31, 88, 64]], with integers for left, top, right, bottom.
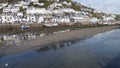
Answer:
[[0, 25, 119, 56]]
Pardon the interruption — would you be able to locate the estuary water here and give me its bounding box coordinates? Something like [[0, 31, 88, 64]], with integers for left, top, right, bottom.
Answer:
[[0, 29, 120, 68]]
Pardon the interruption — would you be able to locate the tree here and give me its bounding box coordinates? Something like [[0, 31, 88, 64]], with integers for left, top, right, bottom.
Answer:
[[29, 2, 34, 6], [115, 15, 120, 20], [71, 2, 81, 10], [66, 0, 72, 2], [19, 7, 24, 12]]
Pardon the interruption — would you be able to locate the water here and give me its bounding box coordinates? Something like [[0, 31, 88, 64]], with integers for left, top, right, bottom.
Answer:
[[0, 29, 120, 68]]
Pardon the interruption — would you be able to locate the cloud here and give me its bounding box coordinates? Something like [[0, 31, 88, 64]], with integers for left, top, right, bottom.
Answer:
[[74, 0, 120, 14]]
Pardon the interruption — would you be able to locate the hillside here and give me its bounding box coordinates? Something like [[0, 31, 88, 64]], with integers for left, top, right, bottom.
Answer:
[[0, 0, 108, 19], [0, 0, 21, 3]]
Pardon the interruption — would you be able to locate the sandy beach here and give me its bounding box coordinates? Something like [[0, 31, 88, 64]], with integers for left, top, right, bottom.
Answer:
[[0, 25, 119, 56]]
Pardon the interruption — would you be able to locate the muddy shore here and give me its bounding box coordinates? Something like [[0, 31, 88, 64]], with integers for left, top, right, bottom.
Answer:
[[0, 25, 119, 56]]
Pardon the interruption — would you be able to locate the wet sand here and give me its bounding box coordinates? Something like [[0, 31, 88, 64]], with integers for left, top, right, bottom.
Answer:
[[0, 26, 119, 55]]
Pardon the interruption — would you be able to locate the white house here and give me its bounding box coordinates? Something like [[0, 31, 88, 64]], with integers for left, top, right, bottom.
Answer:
[[3, 6, 19, 13], [17, 12, 23, 17], [70, 17, 84, 23], [48, 3, 62, 9], [70, 13, 91, 24], [52, 16, 70, 23], [23, 5, 28, 9], [13, 16, 22, 23], [30, 0, 39, 2], [0, 3, 8, 7], [26, 14, 36, 23], [24, 15, 44, 23], [14, 3, 23, 7], [102, 17, 115, 25], [62, 1, 71, 6], [1, 14, 15, 24], [26, 7, 45, 14], [39, 3, 44, 6], [59, 8, 75, 13], [26, 7, 52, 15], [18, 1, 30, 6], [103, 17, 115, 21], [91, 18, 99, 23], [70, 13, 84, 23], [38, 17, 44, 23]]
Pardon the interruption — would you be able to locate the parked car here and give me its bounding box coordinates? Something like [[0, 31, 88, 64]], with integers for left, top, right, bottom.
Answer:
[[21, 25, 30, 29]]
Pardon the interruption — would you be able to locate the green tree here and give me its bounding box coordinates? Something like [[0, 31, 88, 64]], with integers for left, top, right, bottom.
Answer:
[[29, 2, 34, 6], [115, 15, 120, 20], [71, 2, 81, 10], [19, 6, 24, 12], [66, 0, 72, 2]]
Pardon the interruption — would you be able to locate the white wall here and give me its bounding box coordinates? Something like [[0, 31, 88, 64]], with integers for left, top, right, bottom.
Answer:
[[38, 17, 44, 23], [52, 17, 70, 23], [2, 16, 14, 23]]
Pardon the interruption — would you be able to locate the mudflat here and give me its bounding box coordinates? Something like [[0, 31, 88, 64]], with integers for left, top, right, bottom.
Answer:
[[0, 26, 119, 55]]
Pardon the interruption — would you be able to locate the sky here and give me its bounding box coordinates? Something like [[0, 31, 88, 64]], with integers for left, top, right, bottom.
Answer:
[[73, 0, 120, 14]]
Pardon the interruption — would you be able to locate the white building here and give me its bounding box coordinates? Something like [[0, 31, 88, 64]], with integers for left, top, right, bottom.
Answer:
[[13, 16, 22, 23], [103, 17, 115, 21], [25, 15, 44, 23], [59, 8, 75, 13], [70, 17, 84, 23], [29, 0, 39, 2], [1, 14, 15, 24], [23, 5, 28, 9], [70, 13, 84, 23], [14, 3, 22, 7], [26, 7, 52, 14], [18, 1, 30, 6], [38, 17, 44, 23], [52, 16, 70, 23], [0, 3, 8, 7], [26, 14, 36, 23], [91, 18, 99, 23], [3, 7, 19, 13], [17, 12, 23, 17], [48, 3, 62, 9]]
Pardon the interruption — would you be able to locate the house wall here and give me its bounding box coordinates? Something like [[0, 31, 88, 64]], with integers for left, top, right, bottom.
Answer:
[[27, 16, 36, 23], [3, 8, 19, 13], [38, 17, 44, 23], [1, 16, 14, 24], [52, 17, 70, 23]]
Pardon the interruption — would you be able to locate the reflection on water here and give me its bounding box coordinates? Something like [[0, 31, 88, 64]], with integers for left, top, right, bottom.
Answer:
[[0, 29, 70, 46], [0, 29, 120, 68], [103, 54, 120, 68], [0, 33, 46, 45], [36, 40, 74, 52]]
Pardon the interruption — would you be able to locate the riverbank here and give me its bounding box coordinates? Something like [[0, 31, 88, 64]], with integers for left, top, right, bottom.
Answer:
[[0, 25, 119, 56], [0, 24, 115, 34]]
